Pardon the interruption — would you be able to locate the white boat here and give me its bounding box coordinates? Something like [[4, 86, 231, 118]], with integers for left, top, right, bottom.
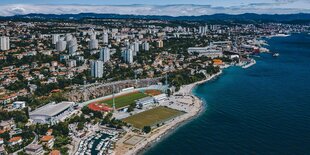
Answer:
[[273, 53, 280, 57], [242, 59, 256, 69]]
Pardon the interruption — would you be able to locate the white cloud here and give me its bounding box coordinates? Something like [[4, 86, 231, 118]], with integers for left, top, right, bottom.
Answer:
[[0, 4, 309, 17]]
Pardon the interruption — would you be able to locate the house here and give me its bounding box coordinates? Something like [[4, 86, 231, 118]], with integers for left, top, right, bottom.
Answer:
[[0, 145, 6, 155], [0, 138, 3, 145], [8, 136, 23, 146], [12, 101, 26, 109], [25, 144, 44, 155], [46, 129, 53, 136], [0, 120, 15, 131], [49, 150, 61, 155], [40, 135, 55, 149]]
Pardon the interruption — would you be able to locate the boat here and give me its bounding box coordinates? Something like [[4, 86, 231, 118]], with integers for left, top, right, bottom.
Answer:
[[242, 59, 256, 69], [273, 53, 280, 57]]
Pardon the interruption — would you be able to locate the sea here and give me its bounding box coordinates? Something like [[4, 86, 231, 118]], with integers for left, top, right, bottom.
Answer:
[[143, 33, 310, 154]]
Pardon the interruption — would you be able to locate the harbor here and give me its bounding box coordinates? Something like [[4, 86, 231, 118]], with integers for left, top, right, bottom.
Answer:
[[75, 129, 120, 155]]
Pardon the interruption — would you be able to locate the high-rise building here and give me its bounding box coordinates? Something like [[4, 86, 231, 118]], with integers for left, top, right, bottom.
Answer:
[[123, 49, 133, 64], [90, 60, 104, 78], [103, 33, 108, 44], [142, 41, 150, 51], [156, 40, 164, 48], [89, 39, 98, 50], [52, 34, 60, 45], [100, 47, 110, 63], [56, 40, 67, 52], [129, 44, 136, 56], [90, 33, 96, 40], [68, 37, 78, 54], [65, 34, 73, 42], [0, 36, 10, 51], [134, 41, 140, 52]]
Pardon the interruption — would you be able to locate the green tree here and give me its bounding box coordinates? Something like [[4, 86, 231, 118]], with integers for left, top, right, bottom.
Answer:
[[142, 126, 151, 133]]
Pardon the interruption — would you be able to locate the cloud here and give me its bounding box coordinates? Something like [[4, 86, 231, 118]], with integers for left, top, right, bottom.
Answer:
[[0, 4, 309, 17]]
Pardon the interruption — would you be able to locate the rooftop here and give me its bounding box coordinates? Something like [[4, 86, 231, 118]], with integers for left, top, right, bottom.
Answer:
[[30, 101, 75, 117], [26, 144, 42, 150], [41, 135, 54, 142], [8, 136, 22, 143]]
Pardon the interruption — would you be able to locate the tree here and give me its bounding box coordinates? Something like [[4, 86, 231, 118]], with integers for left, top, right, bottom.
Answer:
[[142, 126, 151, 133], [77, 122, 84, 130], [127, 103, 136, 112]]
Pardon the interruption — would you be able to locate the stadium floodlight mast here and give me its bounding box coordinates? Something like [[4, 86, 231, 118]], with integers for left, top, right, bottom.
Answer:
[[134, 70, 138, 86], [112, 84, 116, 111]]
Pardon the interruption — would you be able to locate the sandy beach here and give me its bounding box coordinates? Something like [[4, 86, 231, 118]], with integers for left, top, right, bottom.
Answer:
[[113, 71, 222, 155]]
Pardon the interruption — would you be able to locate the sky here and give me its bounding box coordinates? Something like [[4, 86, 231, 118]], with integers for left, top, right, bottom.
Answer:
[[0, 0, 309, 16]]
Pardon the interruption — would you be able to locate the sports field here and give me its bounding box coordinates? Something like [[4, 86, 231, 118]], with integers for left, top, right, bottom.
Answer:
[[101, 92, 149, 109], [122, 106, 184, 129], [144, 89, 162, 96]]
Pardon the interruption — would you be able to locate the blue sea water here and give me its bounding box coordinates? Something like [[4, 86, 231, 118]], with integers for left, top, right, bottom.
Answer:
[[144, 33, 310, 155]]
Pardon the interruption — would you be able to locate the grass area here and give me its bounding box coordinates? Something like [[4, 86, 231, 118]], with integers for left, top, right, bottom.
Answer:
[[123, 106, 184, 129], [101, 92, 149, 109]]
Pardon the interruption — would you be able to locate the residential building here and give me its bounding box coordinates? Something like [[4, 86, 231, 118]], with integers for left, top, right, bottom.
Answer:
[[89, 39, 98, 49], [52, 34, 60, 45], [25, 144, 44, 155], [123, 49, 133, 64], [90, 60, 104, 78], [103, 32, 108, 44], [8, 136, 22, 146], [142, 41, 150, 51], [56, 40, 67, 52], [40, 135, 55, 149], [12, 101, 26, 109], [99, 47, 110, 63], [0, 36, 10, 51], [156, 40, 163, 48], [49, 150, 61, 155]]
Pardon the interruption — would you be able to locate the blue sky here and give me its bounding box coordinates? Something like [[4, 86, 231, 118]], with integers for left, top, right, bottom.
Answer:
[[0, 0, 309, 16]]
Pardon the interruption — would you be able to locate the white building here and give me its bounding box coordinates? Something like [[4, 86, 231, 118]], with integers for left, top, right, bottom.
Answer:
[[156, 40, 163, 48], [136, 97, 155, 108], [65, 33, 73, 42], [153, 94, 167, 102], [56, 40, 67, 52], [103, 32, 108, 44], [133, 41, 140, 52], [89, 39, 98, 49], [12, 101, 26, 109], [52, 34, 60, 45], [142, 41, 150, 51], [188, 47, 223, 58], [90, 60, 104, 78], [29, 102, 76, 125], [25, 144, 44, 155], [123, 49, 133, 64], [99, 47, 110, 63], [0, 36, 10, 51], [68, 37, 78, 54], [66, 59, 77, 68]]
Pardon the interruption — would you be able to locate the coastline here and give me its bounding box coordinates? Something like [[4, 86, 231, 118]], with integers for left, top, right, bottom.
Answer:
[[114, 71, 223, 155]]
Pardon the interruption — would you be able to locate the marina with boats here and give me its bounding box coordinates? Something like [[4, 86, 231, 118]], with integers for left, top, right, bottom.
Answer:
[[75, 129, 120, 155]]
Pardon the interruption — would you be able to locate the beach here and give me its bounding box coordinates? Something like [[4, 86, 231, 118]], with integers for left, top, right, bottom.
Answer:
[[114, 71, 222, 155]]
